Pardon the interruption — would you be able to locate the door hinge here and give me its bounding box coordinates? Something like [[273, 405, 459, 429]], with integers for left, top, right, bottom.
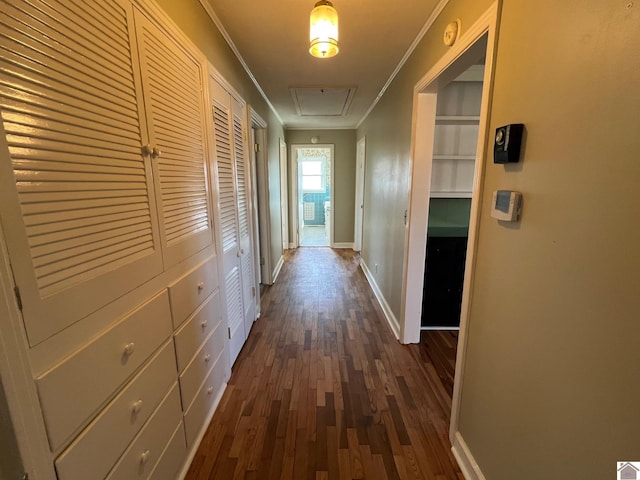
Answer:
[[21, 473, 29, 480], [254, 143, 261, 153], [227, 327, 231, 339], [14, 286, 22, 311], [252, 287, 256, 298], [260, 257, 265, 266]]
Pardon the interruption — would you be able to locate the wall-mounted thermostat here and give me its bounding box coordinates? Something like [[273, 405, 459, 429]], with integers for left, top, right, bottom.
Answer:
[[491, 190, 522, 222]]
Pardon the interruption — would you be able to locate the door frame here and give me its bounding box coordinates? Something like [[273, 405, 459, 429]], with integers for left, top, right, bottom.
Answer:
[[354, 137, 366, 252], [249, 109, 272, 288], [279, 139, 289, 251], [400, 2, 500, 451], [290, 144, 335, 248]]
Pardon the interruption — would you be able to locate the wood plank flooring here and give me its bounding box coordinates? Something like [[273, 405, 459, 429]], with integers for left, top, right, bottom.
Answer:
[[185, 248, 462, 480]]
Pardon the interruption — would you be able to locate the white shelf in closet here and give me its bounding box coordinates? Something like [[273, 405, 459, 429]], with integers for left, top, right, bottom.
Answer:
[[432, 154, 476, 161], [435, 115, 481, 122]]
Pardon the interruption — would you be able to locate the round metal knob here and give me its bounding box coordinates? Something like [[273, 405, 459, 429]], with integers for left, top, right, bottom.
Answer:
[[201, 320, 208, 329], [204, 354, 211, 363], [207, 386, 214, 395], [123, 342, 135, 356], [132, 399, 143, 415], [197, 281, 204, 291], [151, 146, 162, 159], [140, 449, 151, 465], [141, 144, 152, 157]]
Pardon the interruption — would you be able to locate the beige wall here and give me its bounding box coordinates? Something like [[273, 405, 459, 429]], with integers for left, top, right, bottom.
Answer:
[[359, 0, 640, 478], [286, 130, 357, 244], [155, 0, 285, 273]]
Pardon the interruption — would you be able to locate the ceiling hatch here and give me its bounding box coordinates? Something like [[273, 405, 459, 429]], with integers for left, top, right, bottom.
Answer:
[[290, 87, 356, 116]]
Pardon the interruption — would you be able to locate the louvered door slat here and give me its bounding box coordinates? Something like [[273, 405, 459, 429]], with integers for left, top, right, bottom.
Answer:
[[4, 0, 133, 70], [1, 95, 140, 142], [0, 28, 133, 98], [0, 0, 161, 345], [213, 104, 238, 254], [134, 11, 211, 262]]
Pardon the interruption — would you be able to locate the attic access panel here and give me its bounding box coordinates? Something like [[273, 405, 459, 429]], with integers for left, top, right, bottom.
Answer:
[[290, 87, 356, 116]]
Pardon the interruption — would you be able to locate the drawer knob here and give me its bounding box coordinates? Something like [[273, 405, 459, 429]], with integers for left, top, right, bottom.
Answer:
[[123, 342, 135, 356], [140, 449, 151, 465], [197, 281, 205, 291], [201, 320, 208, 329], [204, 354, 211, 363], [132, 399, 143, 415], [207, 386, 214, 395]]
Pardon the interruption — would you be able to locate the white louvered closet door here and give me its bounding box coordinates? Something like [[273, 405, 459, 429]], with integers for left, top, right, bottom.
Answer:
[[209, 79, 245, 366], [0, 0, 162, 345], [231, 98, 256, 337], [133, 9, 212, 268]]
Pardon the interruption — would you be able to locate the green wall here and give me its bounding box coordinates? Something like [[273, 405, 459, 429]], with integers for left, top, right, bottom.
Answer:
[[286, 130, 357, 245], [358, 0, 640, 478]]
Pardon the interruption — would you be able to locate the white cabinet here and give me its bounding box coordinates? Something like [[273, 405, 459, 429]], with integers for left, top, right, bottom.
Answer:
[[209, 77, 256, 366], [431, 80, 483, 198], [0, 0, 213, 346], [0, 0, 232, 478]]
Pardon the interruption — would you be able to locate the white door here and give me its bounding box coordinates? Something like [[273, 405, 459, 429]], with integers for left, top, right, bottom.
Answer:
[[231, 99, 255, 338], [354, 137, 366, 252], [210, 80, 245, 365], [279, 139, 288, 250]]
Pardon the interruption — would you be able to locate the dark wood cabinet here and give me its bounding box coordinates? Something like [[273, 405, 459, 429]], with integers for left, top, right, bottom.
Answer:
[[421, 236, 468, 328]]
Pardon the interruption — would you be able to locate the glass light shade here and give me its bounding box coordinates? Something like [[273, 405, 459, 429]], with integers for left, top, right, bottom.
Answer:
[[309, 1, 339, 58]]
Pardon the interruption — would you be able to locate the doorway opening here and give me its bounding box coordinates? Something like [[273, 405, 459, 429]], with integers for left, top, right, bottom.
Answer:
[[291, 145, 333, 247], [401, 3, 499, 454]]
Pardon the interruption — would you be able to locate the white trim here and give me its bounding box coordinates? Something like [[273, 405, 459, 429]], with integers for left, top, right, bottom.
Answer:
[[0, 219, 56, 479], [449, 2, 500, 445], [279, 139, 289, 252], [285, 126, 354, 131], [356, 0, 450, 129], [196, 0, 283, 126], [360, 260, 400, 340], [272, 255, 285, 283], [451, 432, 486, 480], [332, 243, 354, 249], [177, 385, 226, 480]]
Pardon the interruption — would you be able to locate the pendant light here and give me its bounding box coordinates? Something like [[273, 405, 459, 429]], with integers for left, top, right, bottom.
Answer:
[[309, 0, 339, 58]]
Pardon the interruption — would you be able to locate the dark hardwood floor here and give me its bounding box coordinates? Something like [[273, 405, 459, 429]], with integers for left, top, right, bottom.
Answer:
[[186, 248, 462, 479]]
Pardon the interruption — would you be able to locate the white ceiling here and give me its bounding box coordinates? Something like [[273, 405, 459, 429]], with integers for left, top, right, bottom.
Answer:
[[201, 0, 443, 129]]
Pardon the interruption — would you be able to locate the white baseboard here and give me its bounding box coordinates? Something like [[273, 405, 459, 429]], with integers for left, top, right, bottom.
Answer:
[[451, 431, 486, 480], [332, 242, 354, 249], [272, 255, 284, 283], [359, 259, 401, 339]]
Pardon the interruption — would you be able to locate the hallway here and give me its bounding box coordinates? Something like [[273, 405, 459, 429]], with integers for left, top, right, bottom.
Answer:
[[186, 248, 462, 479]]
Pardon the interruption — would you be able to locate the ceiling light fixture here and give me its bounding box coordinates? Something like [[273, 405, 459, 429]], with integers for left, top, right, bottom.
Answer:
[[309, 0, 339, 58]]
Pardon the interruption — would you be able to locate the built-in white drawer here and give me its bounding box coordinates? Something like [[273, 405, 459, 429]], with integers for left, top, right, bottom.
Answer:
[[178, 320, 226, 411], [174, 292, 221, 373], [169, 257, 218, 329], [37, 291, 173, 451], [148, 421, 187, 480], [54, 340, 177, 480], [183, 351, 226, 447], [106, 383, 182, 480]]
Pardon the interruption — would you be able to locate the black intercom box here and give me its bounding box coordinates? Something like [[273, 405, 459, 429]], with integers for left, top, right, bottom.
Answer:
[[493, 123, 524, 164]]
